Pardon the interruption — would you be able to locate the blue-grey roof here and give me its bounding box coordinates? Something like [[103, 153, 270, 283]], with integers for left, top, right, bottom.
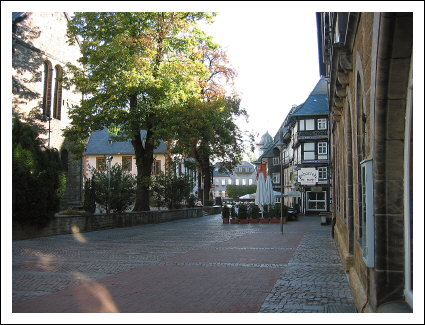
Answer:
[[291, 78, 329, 117], [12, 12, 25, 21], [83, 128, 167, 155]]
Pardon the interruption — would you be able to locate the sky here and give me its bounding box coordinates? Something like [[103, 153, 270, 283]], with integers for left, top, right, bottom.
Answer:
[[197, 8, 321, 156]]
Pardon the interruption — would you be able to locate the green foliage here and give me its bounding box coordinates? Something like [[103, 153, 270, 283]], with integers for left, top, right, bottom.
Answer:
[[187, 194, 197, 208], [150, 172, 194, 210], [12, 117, 66, 226], [269, 204, 288, 219], [238, 203, 248, 219], [230, 205, 237, 219], [90, 164, 137, 213], [64, 12, 218, 211], [249, 204, 261, 219], [226, 185, 257, 199], [221, 205, 230, 218], [83, 178, 96, 214]]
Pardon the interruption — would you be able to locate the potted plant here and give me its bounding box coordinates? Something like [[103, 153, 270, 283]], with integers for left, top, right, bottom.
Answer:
[[238, 203, 249, 224], [222, 205, 230, 224], [249, 204, 260, 223], [270, 204, 282, 223], [230, 204, 239, 224], [260, 204, 270, 223]]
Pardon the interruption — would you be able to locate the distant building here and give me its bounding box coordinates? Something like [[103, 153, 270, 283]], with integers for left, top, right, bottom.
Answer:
[[213, 161, 257, 199], [255, 78, 330, 212]]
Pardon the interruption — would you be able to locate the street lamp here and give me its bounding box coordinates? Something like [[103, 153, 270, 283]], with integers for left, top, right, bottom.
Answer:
[[106, 155, 113, 214]]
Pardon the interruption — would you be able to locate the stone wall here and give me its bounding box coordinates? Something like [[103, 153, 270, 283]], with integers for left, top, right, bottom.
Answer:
[[12, 207, 221, 240]]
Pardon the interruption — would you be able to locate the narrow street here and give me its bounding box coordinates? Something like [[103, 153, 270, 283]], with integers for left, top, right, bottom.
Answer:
[[12, 214, 355, 313]]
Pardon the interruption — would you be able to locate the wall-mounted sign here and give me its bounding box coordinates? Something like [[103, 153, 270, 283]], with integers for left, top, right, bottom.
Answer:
[[298, 168, 318, 185]]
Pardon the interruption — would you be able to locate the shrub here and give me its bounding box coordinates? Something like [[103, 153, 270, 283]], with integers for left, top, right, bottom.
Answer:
[[187, 194, 197, 208], [83, 178, 96, 214], [230, 205, 237, 219], [90, 164, 136, 213], [12, 117, 66, 226], [238, 203, 248, 219], [150, 172, 194, 210], [249, 204, 261, 219], [221, 205, 230, 218]]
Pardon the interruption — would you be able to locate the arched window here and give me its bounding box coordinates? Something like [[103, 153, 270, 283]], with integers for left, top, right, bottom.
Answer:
[[53, 65, 63, 120], [42, 60, 53, 118]]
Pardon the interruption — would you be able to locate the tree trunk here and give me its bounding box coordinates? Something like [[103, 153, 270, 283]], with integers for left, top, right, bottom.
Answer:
[[199, 158, 211, 205]]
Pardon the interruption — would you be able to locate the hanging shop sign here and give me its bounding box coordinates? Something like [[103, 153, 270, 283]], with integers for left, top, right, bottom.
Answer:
[[298, 168, 318, 185]]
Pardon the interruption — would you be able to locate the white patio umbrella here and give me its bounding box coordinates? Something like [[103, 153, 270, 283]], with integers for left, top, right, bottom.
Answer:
[[264, 175, 275, 206], [255, 172, 266, 217]]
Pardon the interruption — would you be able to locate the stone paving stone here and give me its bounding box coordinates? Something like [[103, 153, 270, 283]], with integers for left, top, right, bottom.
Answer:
[[11, 214, 356, 314]]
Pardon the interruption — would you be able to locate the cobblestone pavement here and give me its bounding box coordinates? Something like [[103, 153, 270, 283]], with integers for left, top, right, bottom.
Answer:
[[11, 213, 356, 313]]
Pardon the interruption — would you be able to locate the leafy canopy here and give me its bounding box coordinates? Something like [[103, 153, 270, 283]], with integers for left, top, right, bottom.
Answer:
[[64, 12, 217, 154]]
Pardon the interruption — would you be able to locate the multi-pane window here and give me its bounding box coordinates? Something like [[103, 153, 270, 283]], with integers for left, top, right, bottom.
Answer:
[[273, 157, 280, 165], [306, 191, 326, 211], [152, 160, 161, 175], [303, 143, 315, 160], [96, 157, 106, 171], [221, 179, 226, 186], [235, 179, 240, 185], [272, 173, 280, 184], [318, 118, 327, 130], [242, 179, 246, 185], [122, 156, 132, 172], [318, 142, 327, 154], [228, 179, 232, 185], [249, 179, 253, 185], [318, 167, 327, 180]]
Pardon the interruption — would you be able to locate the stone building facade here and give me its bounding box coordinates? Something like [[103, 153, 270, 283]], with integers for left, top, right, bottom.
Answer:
[[317, 12, 413, 312], [12, 12, 84, 207]]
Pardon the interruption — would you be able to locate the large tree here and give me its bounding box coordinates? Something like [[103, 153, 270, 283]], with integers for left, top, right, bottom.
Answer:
[[170, 46, 253, 203], [64, 12, 215, 211]]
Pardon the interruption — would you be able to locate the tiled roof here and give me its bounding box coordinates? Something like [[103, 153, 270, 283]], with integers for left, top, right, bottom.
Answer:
[[83, 128, 167, 155], [291, 78, 329, 117], [12, 12, 25, 21]]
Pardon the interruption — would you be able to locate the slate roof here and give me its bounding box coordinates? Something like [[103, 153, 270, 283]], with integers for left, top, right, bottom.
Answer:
[[290, 78, 329, 117], [12, 12, 25, 21], [83, 128, 167, 156]]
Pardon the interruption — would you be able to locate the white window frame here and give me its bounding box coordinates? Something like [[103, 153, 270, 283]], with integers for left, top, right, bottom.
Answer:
[[273, 157, 280, 166], [221, 179, 226, 186], [272, 173, 280, 184], [248, 179, 253, 185], [303, 142, 315, 161], [306, 191, 327, 211], [235, 179, 240, 186], [299, 119, 305, 131], [318, 142, 328, 155], [318, 118, 327, 130], [305, 119, 315, 130], [318, 167, 327, 180], [228, 179, 232, 185]]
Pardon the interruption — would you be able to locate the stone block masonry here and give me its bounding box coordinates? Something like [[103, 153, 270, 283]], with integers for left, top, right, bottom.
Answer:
[[12, 207, 221, 240]]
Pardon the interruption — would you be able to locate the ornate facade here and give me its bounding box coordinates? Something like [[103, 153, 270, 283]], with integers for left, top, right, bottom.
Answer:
[[317, 12, 413, 312]]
